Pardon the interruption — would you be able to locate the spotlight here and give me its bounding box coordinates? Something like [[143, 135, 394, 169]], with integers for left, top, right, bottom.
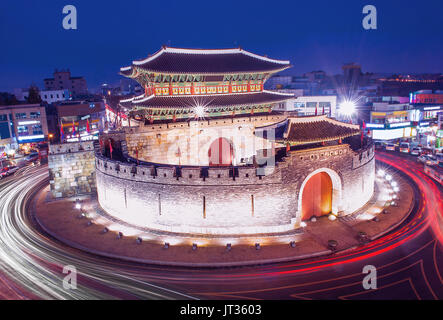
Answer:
[[193, 105, 205, 118], [377, 169, 385, 177], [385, 174, 392, 181], [328, 214, 337, 221], [393, 186, 399, 192], [75, 199, 81, 210], [339, 101, 356, 116], [391, 181, 398, 187], [300, 221, 307, 228]]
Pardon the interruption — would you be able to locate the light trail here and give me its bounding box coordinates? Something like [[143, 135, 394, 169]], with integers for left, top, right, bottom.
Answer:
[[0, 165, 196, 300], [0, 152, 440, 300]]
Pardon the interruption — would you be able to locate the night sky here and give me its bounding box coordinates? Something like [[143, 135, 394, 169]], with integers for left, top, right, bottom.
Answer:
[[0, 0, 442, 92]]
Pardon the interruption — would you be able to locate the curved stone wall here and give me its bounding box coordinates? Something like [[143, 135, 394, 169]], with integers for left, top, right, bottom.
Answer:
[[123, 114, 286, 166], [95, 142, 375, 236]]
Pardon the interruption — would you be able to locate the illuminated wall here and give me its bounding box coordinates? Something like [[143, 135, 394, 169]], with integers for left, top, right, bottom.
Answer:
[[48, 141, 96, 198], [123, 114, 286, 166], [95, 142, 375, 236]]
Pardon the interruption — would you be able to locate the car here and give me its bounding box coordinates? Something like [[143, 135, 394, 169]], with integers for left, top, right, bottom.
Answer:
[[0, 166, 18, 177], [385, 143, 396, 151], [374, 141, 384, 150], [418, 155, 437, 165], [399, 142, 410, 153], [410, 147, 422, 156], [6, 166, 19, 176], [24, 152, 39, 162]]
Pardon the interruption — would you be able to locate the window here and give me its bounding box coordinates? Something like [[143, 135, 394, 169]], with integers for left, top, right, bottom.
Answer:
[[15, 113, 26, 119], [32, 124, 43, 135], [30, 112, 40, 119], [0, 114, 7, 122], [306, 102, 317, 108], [17, 125, 29, 136]]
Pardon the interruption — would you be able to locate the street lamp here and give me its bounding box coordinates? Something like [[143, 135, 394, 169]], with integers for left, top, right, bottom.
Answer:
[[75, 199, 81, 210]]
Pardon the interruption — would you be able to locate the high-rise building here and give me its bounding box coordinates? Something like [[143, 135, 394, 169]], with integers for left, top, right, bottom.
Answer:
[[44, 69, 88, 96]]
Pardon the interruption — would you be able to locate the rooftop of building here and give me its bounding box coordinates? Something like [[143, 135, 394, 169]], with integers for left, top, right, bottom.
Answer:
[[120, 46, 291, 76]]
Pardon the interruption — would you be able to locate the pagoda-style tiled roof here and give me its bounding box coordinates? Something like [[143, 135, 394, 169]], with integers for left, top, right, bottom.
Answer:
[[256, 115, 361, 145], [121, 91, 294, 109], [120, 47, 291, 75]]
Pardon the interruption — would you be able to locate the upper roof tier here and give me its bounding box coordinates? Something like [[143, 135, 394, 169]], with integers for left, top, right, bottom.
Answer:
[[121, 90, 294, 109], [120, 46, 291, 76]]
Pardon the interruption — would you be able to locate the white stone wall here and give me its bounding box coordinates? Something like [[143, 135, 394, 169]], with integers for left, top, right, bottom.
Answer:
[[95, 143, 375, 236]]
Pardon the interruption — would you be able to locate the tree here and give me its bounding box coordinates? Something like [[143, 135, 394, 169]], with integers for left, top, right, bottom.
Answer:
[[27, 85, 42, 104]]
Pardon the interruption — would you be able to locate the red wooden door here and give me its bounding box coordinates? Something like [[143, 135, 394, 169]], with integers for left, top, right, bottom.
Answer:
[[208, 138, 233, 166], [301, 172, 332, 221]]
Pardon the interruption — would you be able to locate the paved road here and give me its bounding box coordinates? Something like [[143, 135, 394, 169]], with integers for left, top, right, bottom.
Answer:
[[0, 151, 441, 300]]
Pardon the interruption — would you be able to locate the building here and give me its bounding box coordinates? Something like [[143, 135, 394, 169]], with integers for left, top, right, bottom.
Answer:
[[14, 88, 71, 104], [44, 69, 88, 96], [366, 102, 416, 141], [0, 104, 48, 151], [342, 63, 362, 84], [53, 101, 105, 143], [409, 90, 442, 147], [79, 46, 374, 237], [274, 95, 337, 117]]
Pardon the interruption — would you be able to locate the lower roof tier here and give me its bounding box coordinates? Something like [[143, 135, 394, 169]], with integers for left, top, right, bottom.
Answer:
[[120, 90, 293, 110], [256, 115, 361, 145]]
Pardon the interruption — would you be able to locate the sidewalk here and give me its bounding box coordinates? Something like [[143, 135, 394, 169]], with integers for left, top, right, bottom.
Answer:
[[32, 169, 414, 267]]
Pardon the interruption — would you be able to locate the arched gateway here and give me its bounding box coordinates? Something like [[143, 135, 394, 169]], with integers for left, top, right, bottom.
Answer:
[[298, 168, 342, 221], [208, 138, 234, 166]]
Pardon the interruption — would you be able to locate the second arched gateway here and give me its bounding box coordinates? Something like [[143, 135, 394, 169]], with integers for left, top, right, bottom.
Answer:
[[95, 46, 375, 236]]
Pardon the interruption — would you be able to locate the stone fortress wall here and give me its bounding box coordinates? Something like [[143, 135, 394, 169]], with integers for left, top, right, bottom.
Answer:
[[122, 114, 287, 166], [48, 141, 97, 198], [95, 136, 375, 236]]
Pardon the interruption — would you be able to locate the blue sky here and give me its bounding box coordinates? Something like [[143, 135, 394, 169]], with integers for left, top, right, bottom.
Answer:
[[0, 0, 442, 91]]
